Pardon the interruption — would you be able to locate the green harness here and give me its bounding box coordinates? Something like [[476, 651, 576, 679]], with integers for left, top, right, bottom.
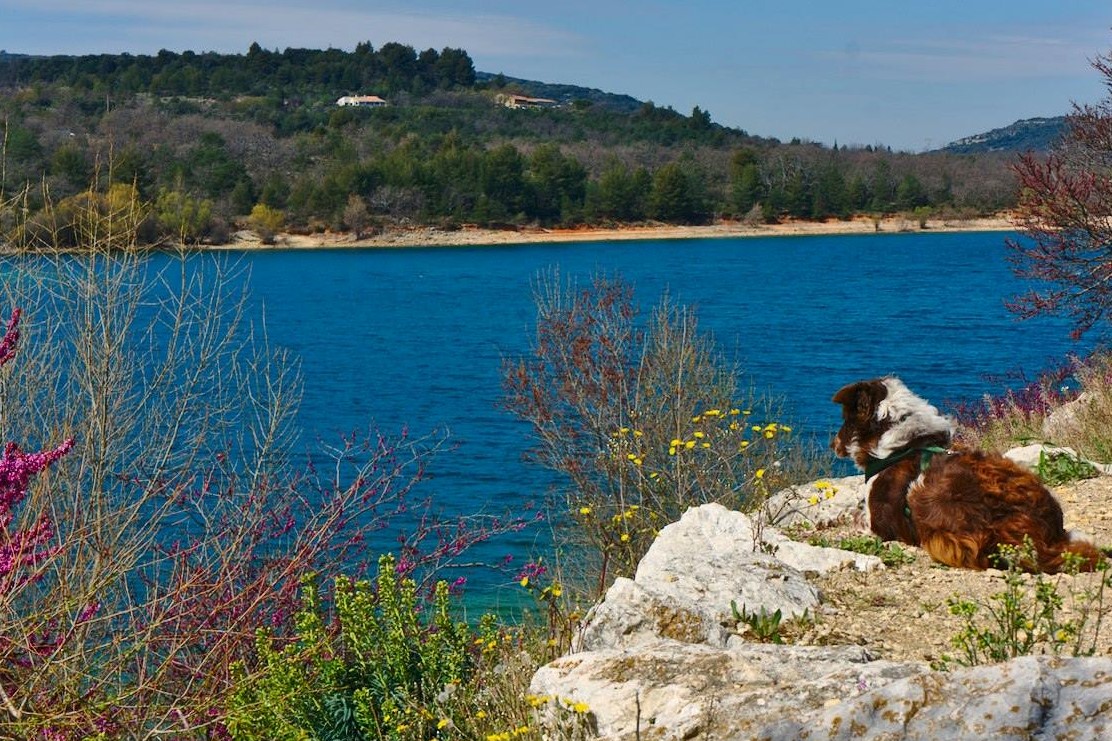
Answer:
[[864, 446, 950, 521]]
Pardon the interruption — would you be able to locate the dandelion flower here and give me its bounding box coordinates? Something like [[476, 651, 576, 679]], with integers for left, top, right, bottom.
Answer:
[[764, 430, 775, 439], [756, 468, 765, 479], [693, 431, 705, 439], [670, 438, 683, 447], [438, 719, 451, 730], [572, 701, 590, 714], [669, 447, 677, 455], [685, 440, 696, 450], [701, 442, 711, 448], [579, 506, 592, 515], [633, 430, 644, 437], [620, 532, 630, 542], [729, 408, 741, 415], [808, 495, 819, 505]]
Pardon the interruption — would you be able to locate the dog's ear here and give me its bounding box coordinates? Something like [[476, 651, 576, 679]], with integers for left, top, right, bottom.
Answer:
[[832, 380, 887, 418]]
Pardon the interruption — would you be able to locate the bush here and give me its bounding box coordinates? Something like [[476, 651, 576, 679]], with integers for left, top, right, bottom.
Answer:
[[503, 272, 818, 594], [227, 555, 483, 740]]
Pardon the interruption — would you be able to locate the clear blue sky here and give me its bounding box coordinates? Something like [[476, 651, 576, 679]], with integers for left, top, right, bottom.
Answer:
[[3, 0, 1111, 151]]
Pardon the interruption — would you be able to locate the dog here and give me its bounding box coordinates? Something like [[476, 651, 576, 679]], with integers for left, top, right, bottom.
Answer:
[[831, 376, 1104, 573]]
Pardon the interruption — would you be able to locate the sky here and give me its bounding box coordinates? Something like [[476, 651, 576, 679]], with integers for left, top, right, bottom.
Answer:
[[3, 0, 1112, 151]]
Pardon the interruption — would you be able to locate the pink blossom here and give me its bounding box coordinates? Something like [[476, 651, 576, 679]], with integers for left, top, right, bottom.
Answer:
[[0, 308, 20, 367]]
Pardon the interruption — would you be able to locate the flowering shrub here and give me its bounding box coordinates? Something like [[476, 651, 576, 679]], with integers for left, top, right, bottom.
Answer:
[[0, 308, 77, 724], [0, 181, 538, 736], [227, 554, 498, 740], [503, 273, 815, 592]]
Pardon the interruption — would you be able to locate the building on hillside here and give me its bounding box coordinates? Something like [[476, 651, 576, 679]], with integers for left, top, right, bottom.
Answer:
[[496, 93, 559, 110], [335, 95, 388, 107]]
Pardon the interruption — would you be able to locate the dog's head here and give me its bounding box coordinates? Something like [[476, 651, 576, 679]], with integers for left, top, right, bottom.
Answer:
[[831, 376, 953, 468]]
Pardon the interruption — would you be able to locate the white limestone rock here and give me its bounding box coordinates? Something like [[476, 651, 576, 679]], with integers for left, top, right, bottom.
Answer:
[[757, 655, 1112, 740]]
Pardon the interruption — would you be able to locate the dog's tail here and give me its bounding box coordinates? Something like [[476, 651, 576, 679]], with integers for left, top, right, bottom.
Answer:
[[1040, 533, 1106, 574]]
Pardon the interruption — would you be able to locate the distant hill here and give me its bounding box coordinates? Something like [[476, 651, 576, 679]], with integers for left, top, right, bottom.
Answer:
[[475, 71, 643, 113], [941, 116, 1067, 154]]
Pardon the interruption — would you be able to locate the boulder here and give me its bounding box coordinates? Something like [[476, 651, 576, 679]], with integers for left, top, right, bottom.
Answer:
[[1003, 443, 1112, 476], [757, 655, 1112, 740], [764, 475, 867, 530], [531, 639, 925, 740]]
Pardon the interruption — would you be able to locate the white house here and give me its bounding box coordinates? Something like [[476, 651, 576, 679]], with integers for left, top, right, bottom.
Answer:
[[335, 95, 388, 108]]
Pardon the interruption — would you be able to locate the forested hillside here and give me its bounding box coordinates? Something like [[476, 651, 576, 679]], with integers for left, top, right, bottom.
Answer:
[[0, 44, 1019, 246]]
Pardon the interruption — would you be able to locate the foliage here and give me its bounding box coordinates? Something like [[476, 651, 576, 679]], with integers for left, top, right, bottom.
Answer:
[[806, 534, 916, 568], [937, 540, 1110, 669], [502, 272, 815, 594], [1035, 450, 1100, 486], [0, 43, 1017, 246], [226, 555, 481, 740], [0, 173, 532, 736], [952, 352, 1112, 463], [731, 602, 785, 644], [1007, 45, 1112, 338]]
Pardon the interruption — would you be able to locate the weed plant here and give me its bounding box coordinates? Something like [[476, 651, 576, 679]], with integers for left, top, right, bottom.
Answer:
[[937, 540, 1110, 669]]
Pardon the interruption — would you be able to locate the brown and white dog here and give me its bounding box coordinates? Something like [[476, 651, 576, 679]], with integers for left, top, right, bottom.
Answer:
[[832, 376, 1104, 573]]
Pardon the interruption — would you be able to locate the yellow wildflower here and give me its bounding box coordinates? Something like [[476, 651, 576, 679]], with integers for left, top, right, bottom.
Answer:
[[620, 532, 630, 542], [755, 468, 765, 479], [692, 415, 702, 423], [437, 719, 451, 730], [670, 438, 683, 447], [619, 426, 630, 434], [815, 480, 832, 489], [477, 710, 488, 719], [701, 442, 711, 448], [669, 447, 677, 455], [633, 429, 644, 437], [579, 506, 592, 515], [781, 425, 793, 432], [764, 430, 775, 439], [519, 577, 529, 588], [685, 440, 696, 450], [739, 441, 750, 449], [729, 408, 741, 415], [706, 409, 721, 417], [693, 431, 705, 439], [808, 495, 819, 505], [572, 701, 590, 714], [627, 453, 638, 461]]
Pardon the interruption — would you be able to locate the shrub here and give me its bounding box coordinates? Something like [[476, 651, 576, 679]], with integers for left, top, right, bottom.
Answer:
[[0, 171, 533, 736], [503, 272, 819, 594], [227, 555, 480, 740], [937, 540, 1110, 669]]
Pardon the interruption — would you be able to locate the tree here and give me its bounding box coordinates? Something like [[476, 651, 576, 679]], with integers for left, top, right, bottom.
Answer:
[[1008, 47, 1112, 338]]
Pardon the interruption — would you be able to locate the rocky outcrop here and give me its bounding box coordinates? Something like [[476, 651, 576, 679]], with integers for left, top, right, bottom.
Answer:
[[531, 495, 1112, 739]]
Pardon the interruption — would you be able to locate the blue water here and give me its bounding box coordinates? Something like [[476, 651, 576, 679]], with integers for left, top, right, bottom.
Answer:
[[207, 231, 1087, 607], [17, 232, 1071, 610]]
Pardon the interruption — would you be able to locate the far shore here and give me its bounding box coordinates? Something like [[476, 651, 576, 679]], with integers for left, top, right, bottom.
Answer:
[[210, 214, 1018, 251]]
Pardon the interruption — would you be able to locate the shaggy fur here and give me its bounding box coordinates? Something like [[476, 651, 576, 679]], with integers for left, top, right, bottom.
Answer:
[[832, 377, 1104, 573]]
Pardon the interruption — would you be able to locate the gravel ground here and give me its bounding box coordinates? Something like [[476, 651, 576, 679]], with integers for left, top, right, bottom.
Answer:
[[795, 476, 1112, 666]]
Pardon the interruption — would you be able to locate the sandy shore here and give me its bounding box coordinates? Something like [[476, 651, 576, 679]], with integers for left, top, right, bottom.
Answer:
[[213, 214, 1018, 251]]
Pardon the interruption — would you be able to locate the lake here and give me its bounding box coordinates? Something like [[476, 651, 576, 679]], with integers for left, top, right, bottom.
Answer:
[[210, 230, 1084, 607]]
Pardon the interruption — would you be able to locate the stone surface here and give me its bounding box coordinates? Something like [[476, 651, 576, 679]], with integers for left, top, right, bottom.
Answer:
[[1003, 443, 1112, 476], [756, 655, 1112, 740], [764, 475, 867, 530], [531, 639, 925, 741]]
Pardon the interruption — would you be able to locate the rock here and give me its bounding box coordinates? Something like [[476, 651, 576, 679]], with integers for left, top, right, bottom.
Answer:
[[1041, 392, 1091, 443], [764, 476, 868, 530], [756, 655, 1112, 740], [530, 639, 925, 740], [1003, 443, 1112, 475]]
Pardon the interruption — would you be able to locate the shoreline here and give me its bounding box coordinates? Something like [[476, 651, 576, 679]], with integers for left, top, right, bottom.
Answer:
[[214, 214, 1018, 251]]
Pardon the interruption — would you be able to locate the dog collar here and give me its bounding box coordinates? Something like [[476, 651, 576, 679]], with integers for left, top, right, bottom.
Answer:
[[864, 446, 949, 482]]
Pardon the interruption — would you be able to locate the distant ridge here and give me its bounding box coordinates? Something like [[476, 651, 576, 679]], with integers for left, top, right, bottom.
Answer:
[[475, 71, 643, 113], [941, 116, 1067, 154]]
